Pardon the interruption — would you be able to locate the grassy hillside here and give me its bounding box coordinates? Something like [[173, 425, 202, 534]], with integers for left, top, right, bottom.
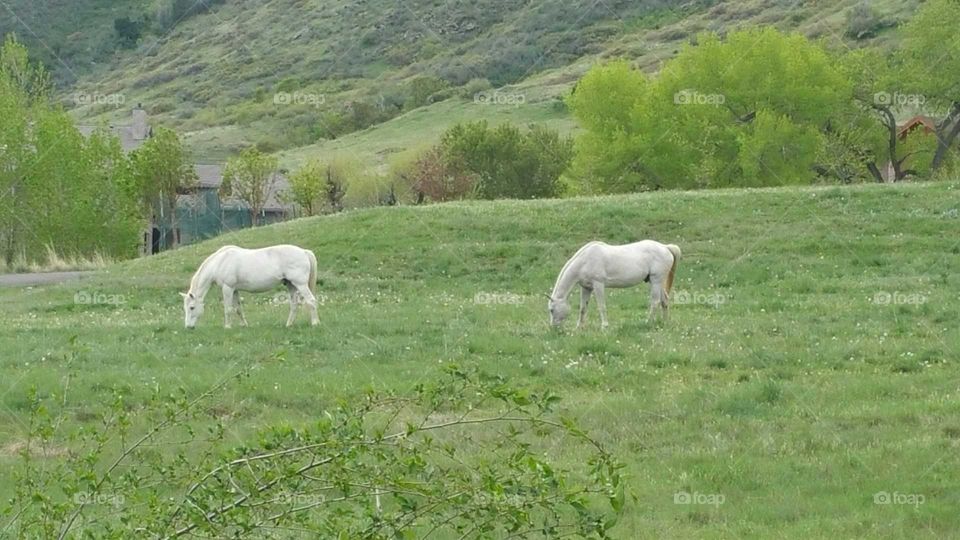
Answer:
[[1, 181, 958, 536], [0, 0, 147, 82], [8, 0, 915, 162]]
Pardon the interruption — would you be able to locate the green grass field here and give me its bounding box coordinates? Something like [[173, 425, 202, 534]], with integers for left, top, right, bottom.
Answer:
[[1, 181, 959, 537]]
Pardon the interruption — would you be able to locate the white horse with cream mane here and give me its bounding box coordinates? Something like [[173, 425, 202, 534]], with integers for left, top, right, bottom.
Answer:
[[547, 240, 681, 329], [181, 244, 319, 328]]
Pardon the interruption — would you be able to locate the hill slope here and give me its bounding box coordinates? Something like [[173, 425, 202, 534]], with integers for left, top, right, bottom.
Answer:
[[1, 182, 958, 536], [1, 0, 920, 161]]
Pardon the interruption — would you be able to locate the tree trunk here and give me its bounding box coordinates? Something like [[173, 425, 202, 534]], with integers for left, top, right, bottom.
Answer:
[[865, 161, 884, 183], [932, 102, 960, 171], [873, 104, 903, 181], [170, 202, 179, 248]]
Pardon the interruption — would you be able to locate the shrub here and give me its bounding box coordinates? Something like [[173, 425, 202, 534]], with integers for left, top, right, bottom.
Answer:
[[288, 156, 363, 213], [460, 77, 493, 98], [5, 361, 625, 538], [409, 146, 477, 202], [846, 2, 886, 40], [113, 17, 143, 48], [405, 76, 449, 110], [440, 121, 573, 199], [254, 139, 281, 154]]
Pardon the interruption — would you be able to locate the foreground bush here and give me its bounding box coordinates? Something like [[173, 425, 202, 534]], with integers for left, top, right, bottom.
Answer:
[[3, 361, 625, 538]]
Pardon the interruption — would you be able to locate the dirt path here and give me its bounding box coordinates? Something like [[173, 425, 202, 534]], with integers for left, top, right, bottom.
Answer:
[[0, 271, 93, 288]]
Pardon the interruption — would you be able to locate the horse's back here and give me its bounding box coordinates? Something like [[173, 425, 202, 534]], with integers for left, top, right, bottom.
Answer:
[[212, 244, 312, 270], [589, 240, 674, 283], [595, 240, 668, 259]]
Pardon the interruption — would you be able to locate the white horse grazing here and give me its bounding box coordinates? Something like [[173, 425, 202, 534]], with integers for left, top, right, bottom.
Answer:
[[181, 244, 319, 328], [547, 240, 681, 329]]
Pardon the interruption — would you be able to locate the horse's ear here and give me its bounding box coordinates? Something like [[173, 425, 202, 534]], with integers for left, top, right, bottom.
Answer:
[[543, 293, 553, 301], [179, 292, 188, 299]]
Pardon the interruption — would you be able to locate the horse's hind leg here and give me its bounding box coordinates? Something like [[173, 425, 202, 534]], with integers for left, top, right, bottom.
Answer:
[[234, 290, 248, 326], [660, 286, 670, 322], [593, 282, 609, 330], [648, 280, 663, 323], [293, 282, 319, 326], [577, 286, 592, 330], [285, 283, 299, 327]]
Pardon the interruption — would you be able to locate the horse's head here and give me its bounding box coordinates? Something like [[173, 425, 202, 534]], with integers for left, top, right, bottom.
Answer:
[[546, 294, 570, 327], [180, 292, 204, 328]]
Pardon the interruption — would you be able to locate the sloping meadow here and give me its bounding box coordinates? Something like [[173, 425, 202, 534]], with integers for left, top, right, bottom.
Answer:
[[0, 181, 958, 536]]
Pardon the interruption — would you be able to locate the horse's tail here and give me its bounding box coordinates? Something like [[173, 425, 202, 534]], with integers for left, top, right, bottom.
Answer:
[[664, 244, 681, 296], [305, 249, 318, 296]]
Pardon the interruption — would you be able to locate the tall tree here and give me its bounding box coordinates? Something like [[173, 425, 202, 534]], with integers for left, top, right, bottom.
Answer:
[[222, 148, 279, 225], [901, 0, 960, 172], [440, 121, 572, 199], [0, 36, 139, 263], [131, 127, 198, 248], [567, 28, 856, 191], [288, 160, 325, 216]]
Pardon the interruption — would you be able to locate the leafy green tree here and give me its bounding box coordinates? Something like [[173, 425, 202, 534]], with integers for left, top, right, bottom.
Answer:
[[831, 48, 894, 182], [441, 121, 572, 199], [131, 127, 198, 247], [840, 39, 946, 182], [900, 0, 960, 172], [0, 36, 140, 262], [566, 61, 650, 192], [289, 157, 385, 213], [323, 158, 349, 213], [288, 159, 325, 216], [737, 110, 821, 186], [568, 28, 857, 191], [222, 148, 280, 225]]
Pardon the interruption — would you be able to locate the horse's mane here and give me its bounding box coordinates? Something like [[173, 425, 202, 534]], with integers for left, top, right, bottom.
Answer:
[[552, 241, 600, 296], [189, 245, 238, 292]]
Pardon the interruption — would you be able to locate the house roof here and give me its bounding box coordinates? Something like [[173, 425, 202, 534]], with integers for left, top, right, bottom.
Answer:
[[195, 163, 223, 188], [189, 164, 292, 212], [897, 115, 936, 139]]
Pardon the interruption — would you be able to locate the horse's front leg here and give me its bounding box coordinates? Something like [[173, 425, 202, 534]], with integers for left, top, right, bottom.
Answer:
[[593, 282, 609, 330], [576, 286, 592, 330], [221, 285, 234, 329], [233, 290, 248, 326]]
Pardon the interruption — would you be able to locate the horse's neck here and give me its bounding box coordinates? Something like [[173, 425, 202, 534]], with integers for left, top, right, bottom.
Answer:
[[189, 253, 221, 298], [551, 257, 582, 300]]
